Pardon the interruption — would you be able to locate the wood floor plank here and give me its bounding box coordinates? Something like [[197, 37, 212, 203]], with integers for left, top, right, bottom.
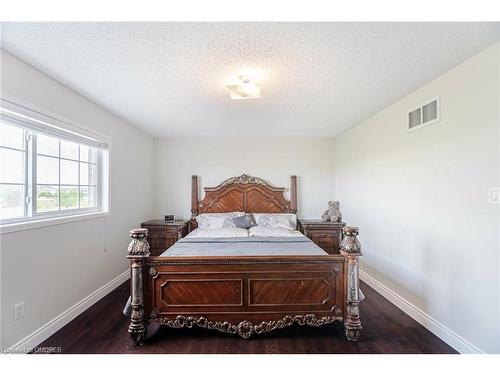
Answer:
[[33, 281, 458, 354]]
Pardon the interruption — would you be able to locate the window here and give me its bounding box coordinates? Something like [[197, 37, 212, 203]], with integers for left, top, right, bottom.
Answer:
[[0, 100, 109, 226], [0, 122, 26, 219], [36, 134, 99, 213]]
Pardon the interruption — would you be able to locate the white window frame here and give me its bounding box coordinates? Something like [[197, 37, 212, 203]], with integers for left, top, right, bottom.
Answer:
[[0, 99, 110, 233]]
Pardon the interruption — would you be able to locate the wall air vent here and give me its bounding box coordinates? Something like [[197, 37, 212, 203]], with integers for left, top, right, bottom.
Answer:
[[408, 97, 440, 131]]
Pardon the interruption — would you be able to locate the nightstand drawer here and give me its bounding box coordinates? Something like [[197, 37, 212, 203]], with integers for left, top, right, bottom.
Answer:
[[309, 231, 335, 238], [148, 230, 177, 239]]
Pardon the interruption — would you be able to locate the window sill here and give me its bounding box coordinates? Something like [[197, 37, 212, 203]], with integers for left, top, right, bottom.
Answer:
[[0, 211, 111, 234]]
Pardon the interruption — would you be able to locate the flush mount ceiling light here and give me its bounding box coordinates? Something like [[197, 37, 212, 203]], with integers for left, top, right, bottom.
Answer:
[[225, 75, 261, 100]]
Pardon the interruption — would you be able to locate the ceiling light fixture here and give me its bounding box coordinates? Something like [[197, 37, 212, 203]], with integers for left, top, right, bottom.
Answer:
[[225, 75, 261, 100]]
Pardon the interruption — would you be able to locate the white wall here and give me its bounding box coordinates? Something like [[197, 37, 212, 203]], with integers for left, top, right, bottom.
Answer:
[[153, 137, 336, 220], [335, 43, 500, 353], [0, 50, 154, 349]]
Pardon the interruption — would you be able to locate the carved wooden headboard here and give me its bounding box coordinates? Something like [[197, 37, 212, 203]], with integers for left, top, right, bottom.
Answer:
[[191, 174, 297, 223]]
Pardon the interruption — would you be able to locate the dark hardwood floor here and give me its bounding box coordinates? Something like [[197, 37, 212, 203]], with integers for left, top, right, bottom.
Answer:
[[35, 281, 457, 354]]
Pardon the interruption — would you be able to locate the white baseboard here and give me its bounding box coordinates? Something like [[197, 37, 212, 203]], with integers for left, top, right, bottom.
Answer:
[[7, 270, 130, 353], [360, 270, 484, 354]]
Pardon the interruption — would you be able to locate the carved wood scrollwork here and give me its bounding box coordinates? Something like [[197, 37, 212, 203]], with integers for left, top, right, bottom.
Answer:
[[205, 174, 285, 192], [155, 312, 343, 339], [149, 267, 158, 278], [146, 258, 343, 266], [192, 174, 298, 217], [150, 308, 159, 319]]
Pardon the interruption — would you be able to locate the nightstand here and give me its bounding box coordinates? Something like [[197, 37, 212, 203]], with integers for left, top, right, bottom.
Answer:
[[298, 219, 345, 254], [141, 220, 189, 256]]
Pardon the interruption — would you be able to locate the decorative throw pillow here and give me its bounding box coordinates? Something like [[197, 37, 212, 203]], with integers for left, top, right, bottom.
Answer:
[[196, 212, 245, 229], [253, 213, 297, 229], [233, 214, 257, 229]]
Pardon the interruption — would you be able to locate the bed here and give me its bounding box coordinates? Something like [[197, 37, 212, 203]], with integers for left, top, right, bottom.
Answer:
[[126, 174, 363, 344]]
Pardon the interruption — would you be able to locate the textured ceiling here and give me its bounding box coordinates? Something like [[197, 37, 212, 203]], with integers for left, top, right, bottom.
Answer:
[[1, 22, 499, 137]]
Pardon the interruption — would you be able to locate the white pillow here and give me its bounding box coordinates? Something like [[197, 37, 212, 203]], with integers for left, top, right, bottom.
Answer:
[[252, 213, 297, 230], [187, 227, 249, 238], [248, 226, 304, 237], [196, 212, 245, 229]]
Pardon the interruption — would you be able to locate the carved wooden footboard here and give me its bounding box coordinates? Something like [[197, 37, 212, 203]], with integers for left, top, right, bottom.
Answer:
[[126, 226, 363, 344]]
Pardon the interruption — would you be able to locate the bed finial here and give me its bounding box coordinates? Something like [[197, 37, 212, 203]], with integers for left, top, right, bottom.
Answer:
[[340, 226, 362, 341], [127, 228, 150, 345], [290, 176, 297, 213], [127, 228, 150, 257]]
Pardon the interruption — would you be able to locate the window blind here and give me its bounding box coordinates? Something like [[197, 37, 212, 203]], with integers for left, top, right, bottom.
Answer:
[[0, 99, 109, 149]]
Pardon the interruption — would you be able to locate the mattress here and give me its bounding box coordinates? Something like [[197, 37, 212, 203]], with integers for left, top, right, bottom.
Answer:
[[159, 236, 328, 257]]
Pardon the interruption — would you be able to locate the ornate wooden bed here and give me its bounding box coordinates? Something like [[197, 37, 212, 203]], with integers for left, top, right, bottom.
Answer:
[[126, 174, 363, 344]]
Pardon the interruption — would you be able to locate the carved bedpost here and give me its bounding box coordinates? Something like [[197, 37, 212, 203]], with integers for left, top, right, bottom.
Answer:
[[340, 226, 363, 341], [191, 175, 198, 219], [290, 175, 297, 213], [127, 228, 150, 345]]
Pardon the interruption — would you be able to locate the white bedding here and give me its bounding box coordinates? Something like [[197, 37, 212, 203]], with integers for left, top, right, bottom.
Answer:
[[187, 226, 306, 238], [187, 227, 249, 238], [248, 226, 304, 237]]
